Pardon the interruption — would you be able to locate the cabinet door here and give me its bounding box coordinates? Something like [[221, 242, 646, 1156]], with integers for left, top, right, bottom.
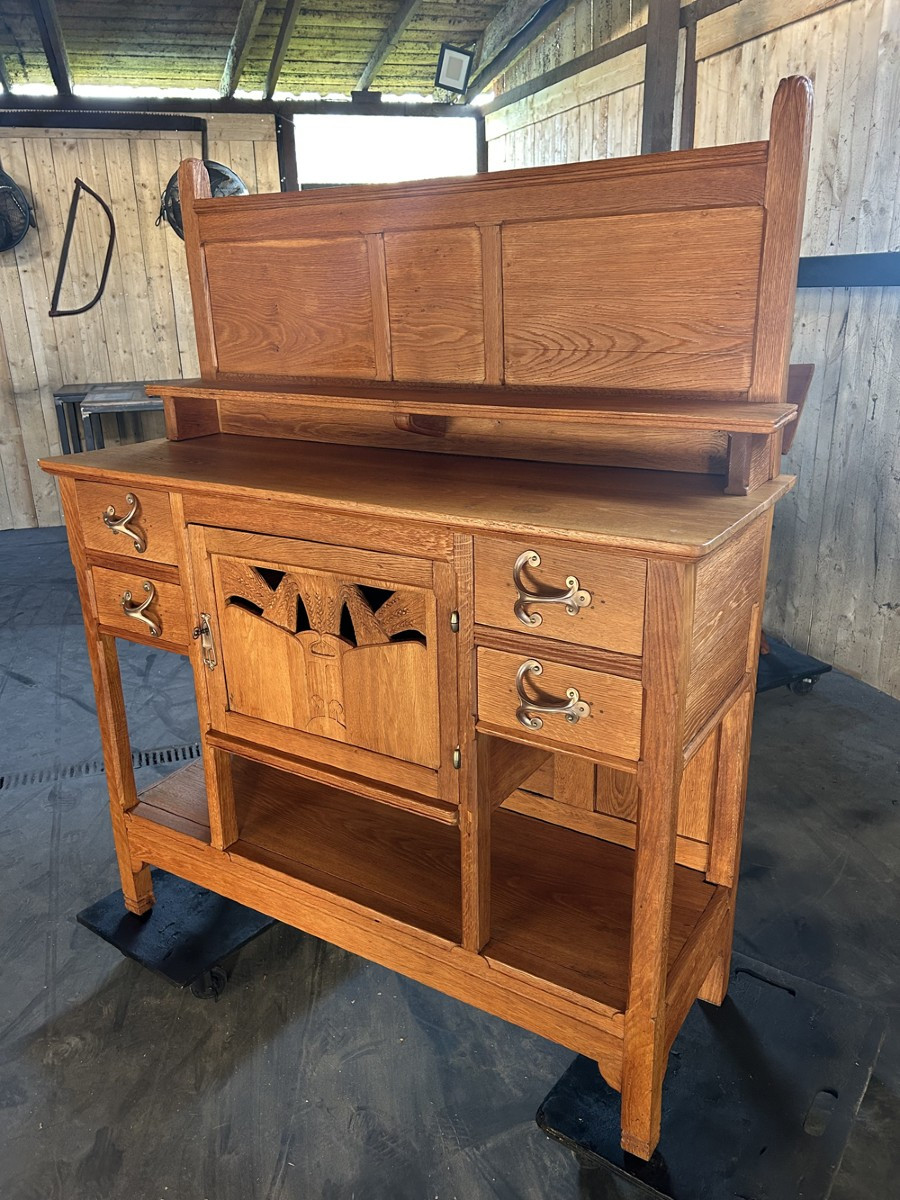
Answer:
[[188, 527, 446, 785]]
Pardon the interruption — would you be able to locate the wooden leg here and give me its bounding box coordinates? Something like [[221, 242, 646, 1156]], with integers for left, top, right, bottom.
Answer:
[[90, 636, 155, 915], [620, 561, 691, 1160], [698, 943, 730, 1006], [205, 745, 238, 850], [58, 477, 154, 914], [700, 688, 756, 1006], [460, 733, 492, 953]]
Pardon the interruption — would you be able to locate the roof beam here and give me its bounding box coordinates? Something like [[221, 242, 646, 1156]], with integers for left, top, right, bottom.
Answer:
[[356, 0, 424, 93], [220, 0, 268, 98], [30, 0, 73, 97], [466, 0, 570, 100], [263, 0, 302, 100]]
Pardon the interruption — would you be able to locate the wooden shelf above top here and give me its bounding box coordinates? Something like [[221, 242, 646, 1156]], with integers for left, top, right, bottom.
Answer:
[[152, 378, 798, 436]]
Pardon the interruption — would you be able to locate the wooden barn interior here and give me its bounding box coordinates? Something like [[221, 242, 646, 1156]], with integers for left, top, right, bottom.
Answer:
[[0, 2, 897, 1198]]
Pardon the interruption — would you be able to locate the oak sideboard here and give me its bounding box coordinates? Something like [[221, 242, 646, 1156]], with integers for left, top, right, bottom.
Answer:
[[42, 76, 813, 1159]]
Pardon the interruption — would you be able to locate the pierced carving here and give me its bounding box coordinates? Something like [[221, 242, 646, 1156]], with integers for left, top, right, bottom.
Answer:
[[217, 560, 427, 647]]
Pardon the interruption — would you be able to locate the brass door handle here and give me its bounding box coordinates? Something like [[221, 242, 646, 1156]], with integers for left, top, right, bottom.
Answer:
[[515, 658, 590, 730], [513, 549, 591, 627], [103, 492, 145, 553], [192, 613, 217, 670], [121, 581, 160, 637]]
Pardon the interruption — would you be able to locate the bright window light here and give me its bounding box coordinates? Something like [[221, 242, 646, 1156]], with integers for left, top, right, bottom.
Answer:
[[292, 114, 477, 186]]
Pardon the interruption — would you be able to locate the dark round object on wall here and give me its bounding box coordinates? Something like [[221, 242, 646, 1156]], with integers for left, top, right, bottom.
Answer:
[[158, 161, 248, 240], [0, 167, 36, 253]]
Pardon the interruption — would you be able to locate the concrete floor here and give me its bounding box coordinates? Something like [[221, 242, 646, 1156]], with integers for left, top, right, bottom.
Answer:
[[1, 526, 898, 1200]]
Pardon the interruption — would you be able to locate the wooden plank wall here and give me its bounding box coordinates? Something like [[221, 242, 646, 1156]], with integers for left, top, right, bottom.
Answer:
[[486, 1, 648, 167], [0, 114, 280, 530], [485, 0, 900, 699]]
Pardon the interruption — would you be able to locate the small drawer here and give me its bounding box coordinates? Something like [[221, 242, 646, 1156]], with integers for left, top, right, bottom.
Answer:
[[75, 482, 178, 565], [91, 566, 190, 648], [477, 647, 643, 762], [474, 537, 645, 656]]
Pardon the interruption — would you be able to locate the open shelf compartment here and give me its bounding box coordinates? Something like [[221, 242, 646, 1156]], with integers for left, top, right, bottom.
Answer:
[[132, 756, 462, 943], [487, 806, 717, 1011], [131, 757, 719, 1019]]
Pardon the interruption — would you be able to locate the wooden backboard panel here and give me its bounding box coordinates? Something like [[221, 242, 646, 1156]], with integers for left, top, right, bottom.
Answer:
[[384, 228, 486, 383], [502, 207, 764, 390], [178, 77, 811, 412], [206, 236, 377, 379]]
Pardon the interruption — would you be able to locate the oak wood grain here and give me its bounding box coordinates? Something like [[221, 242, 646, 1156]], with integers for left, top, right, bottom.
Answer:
[[90, 565, 190, 649], [477, 647, 643, 762], [42, 436, 795, 560], [153, 377, 799, 433], [475, 535, 646, 656], [384, 227, 486, 384], [206, 235, 378, 379], [74, 480, 178, 566], [503, 207, 764, 390]]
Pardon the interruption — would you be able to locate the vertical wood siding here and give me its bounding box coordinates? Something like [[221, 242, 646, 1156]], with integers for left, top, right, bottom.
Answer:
[[694, 0, 900, 699], [486, 0, 898, 697], [0, 115, 280, 530]]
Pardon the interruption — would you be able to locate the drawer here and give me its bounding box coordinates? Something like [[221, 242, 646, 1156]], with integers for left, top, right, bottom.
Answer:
[[477, 647, 643, 762], [91, 566, 190, 648], [75, 481, 178, 565], [474, 537, 645, 656]]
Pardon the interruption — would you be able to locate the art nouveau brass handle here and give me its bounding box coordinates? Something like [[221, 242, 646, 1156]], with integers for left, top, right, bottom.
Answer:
[[121, 581, 160, 638], [513, 550, 591, 627], [515, 658, 591, 730], [102, 492, 145, 553]]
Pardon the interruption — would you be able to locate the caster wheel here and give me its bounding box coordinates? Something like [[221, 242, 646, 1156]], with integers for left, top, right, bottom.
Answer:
[[789, 676, 817, 695], [190, 965, 227, 1000]]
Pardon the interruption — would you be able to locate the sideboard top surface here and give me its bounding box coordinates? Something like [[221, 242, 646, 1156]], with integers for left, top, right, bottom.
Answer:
[[41, 435, 793, 558]]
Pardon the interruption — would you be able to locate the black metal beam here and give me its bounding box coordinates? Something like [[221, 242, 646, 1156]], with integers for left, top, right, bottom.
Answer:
[[641, 0, 680, 153], [0, 95, 481, 118], [274, 111, 298, 191], [465, 0, 570, 100], [0, 111, 206, 134], [356, 0, 424, 93], [30, 0, 73, 97], [797, 253, 900, 288], [264, 0, 303, 100], [475, 112, 488, 172], [220, 0, 267, 98]]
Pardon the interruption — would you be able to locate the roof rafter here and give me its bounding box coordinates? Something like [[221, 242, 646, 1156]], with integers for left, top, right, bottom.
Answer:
[[220, 0, 268, 99], [30, 0, 73, 97], [263, 0, 303, 100], [356, 0, 424, 93]]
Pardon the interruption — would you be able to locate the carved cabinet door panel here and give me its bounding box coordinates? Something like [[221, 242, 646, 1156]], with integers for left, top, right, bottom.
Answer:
[[187, 527, 448, 792]]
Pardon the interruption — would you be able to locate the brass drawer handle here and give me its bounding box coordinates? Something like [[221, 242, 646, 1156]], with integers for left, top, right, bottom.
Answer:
[[515, 658, 590, 730], [513, 549, 591, 627], [103, 492, 145, 553], [121, 581, 161, 638]]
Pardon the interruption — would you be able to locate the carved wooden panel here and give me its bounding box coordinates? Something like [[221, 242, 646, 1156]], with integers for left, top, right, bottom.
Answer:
[[205, 236, 377, 379], [212, 556, 439, 768]]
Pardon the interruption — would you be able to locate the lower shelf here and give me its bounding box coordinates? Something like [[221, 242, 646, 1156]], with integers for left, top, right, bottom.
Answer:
[[131, 758, 718, 1022], [135, 757, 462, 943]]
